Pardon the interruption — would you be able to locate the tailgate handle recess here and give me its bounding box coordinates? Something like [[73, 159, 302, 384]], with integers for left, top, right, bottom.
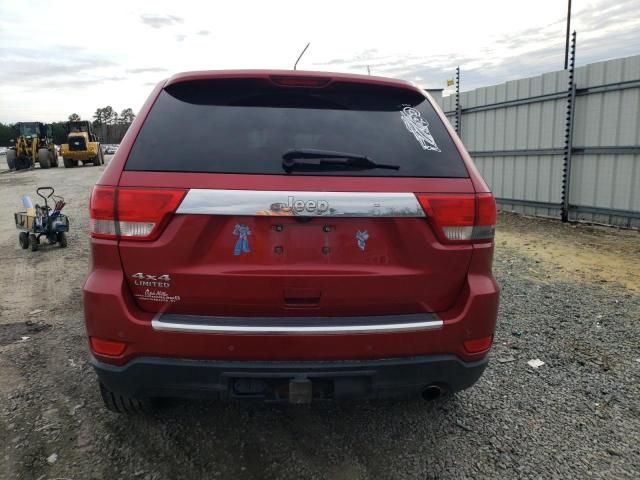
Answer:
[[284, 288, 321, 305]]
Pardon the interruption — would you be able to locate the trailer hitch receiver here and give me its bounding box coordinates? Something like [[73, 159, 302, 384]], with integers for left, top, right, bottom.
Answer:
[[289, 377, 312, 404]]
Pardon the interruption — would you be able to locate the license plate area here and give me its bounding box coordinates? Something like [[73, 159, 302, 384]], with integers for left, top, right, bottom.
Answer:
[[229, 377, 334, 402], [227, 373, 370, 402], [271, 221, 334, 262]]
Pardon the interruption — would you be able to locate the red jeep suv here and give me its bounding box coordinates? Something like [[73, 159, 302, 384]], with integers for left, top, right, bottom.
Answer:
[[83, 70, 499, 412]]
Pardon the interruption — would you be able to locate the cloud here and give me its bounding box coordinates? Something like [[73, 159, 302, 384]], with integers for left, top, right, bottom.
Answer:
[[442, 30, 640, 93], [313, 0, 640, 93], [0, 46, 121, 90], [126, 67, 168, 74], [1, 0, 638, 123], [44, 77, 126, 89], [320, 49, 381, 66], [573, 0, 640, 31], [0, 59, 116, 84], [140, 14, 183, 29]]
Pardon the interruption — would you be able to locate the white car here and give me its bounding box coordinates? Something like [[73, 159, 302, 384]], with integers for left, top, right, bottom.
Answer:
[[0, 147, 7, 156]]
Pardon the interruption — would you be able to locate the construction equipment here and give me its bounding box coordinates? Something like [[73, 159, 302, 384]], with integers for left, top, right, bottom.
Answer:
[[6, 122, 58, 170], [59, 121, 104, 168], [14, 187, 69, 251]]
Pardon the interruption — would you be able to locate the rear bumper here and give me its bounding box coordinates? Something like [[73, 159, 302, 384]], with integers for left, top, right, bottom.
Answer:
[[92, 354, 488, 401], [84, 241, 499, 365]]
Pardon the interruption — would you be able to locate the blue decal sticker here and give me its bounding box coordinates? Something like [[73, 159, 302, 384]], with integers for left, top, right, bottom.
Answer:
[[356, 230, 369, 251], [233, 224, 252, 256]]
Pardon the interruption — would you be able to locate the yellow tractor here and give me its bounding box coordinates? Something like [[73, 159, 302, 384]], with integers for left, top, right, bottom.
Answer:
[[60, 121, 104, 168], [6, 122, 58, 170]]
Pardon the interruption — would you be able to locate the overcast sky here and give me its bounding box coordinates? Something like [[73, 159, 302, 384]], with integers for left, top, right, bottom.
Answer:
[[1, 0, 639, 123]]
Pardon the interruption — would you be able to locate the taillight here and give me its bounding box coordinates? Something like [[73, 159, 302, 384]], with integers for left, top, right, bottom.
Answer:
[[89, 186, 116, 237], [416, 193, 496, 243], [89, 186, 186, 241], [474, 192, 497, 240]]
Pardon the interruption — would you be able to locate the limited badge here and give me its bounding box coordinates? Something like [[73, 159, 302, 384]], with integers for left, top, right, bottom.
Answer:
[[356, 230, 369, 251], [233, 224, 252, 256]]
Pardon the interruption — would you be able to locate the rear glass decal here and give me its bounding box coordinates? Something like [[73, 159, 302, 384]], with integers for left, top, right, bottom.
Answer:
[[233, 224, 252, 255], [356, 230, 369, 251], [400, 107, 441, 152]]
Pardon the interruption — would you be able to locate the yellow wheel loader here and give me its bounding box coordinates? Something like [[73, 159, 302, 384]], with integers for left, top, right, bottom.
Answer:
[[60, 121, 104, 168], [6, 122, 58, 170]]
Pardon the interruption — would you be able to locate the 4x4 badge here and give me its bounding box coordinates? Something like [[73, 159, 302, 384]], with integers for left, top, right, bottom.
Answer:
[[130, 272, 171, 288], [356, 230, 369, 251]]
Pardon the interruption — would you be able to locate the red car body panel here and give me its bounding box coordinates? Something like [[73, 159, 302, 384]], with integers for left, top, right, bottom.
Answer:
[[84, 69, 500, 401], [84, 240, 497, 367]]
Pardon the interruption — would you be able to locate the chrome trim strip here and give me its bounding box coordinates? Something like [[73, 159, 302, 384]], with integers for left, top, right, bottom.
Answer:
[[152, 317, 442, 335], [176, 189, 425, 217]]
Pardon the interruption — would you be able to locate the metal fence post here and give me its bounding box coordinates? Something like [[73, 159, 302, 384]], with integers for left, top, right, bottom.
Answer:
[[455, 66, 461, 137], [561, 31, 577, 222]]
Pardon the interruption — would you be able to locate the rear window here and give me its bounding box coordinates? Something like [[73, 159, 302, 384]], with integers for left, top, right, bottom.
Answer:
[[125, 79, 469, 178]]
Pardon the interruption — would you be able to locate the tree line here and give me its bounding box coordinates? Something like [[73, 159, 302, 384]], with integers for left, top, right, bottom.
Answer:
[[0, 106, 136, 145], [90, 106, 136, 126]]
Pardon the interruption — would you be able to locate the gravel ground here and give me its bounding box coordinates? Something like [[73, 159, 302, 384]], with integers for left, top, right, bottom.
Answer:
[[0, 157, 639, 479]]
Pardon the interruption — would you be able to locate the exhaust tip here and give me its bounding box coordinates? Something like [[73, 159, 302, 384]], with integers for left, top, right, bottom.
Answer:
[[421, 385, 443, 401]]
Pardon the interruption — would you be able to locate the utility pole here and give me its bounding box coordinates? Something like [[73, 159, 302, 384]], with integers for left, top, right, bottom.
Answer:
[[564, 0, 572, 69]]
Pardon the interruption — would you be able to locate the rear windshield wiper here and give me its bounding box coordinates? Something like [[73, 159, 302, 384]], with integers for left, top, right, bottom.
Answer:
[[282, 148, 400, 173]]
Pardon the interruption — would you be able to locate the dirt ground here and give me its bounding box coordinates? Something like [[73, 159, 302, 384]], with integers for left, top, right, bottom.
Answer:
[[498, 214, 640, 293], [0, 156, 639, 479]]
